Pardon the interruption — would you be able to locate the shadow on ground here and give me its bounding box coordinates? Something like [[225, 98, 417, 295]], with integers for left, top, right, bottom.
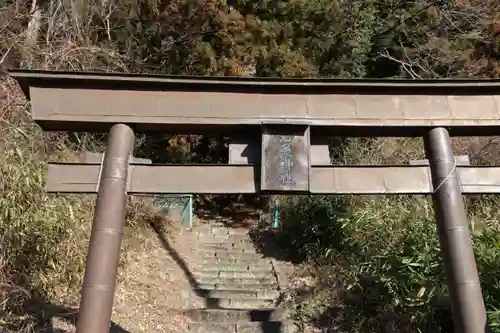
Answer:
[[2, 292, 131, 333], [248, 228, 292, 263], [195, 195, 267, 228], [248, 198, 348, 266], [149, 217, 223, 309]]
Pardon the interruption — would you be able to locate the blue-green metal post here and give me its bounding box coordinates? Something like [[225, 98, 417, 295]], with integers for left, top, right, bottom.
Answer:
[[189, 194, 193, 228]]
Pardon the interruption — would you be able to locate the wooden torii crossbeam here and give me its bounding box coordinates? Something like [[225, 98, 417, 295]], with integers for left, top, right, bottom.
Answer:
[[10, 69, 500, 333], [47, 163, 500, 194]]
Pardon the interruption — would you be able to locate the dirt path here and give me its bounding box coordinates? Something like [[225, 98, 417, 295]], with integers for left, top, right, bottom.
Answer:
[[112, 226, 194, 333]]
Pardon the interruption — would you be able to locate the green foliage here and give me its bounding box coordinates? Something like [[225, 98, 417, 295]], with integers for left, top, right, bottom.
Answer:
[[8, 0, 495, 78], [276, 195, 347, 260], [0, 124, 89, 298], [3, 0, 500, 331], [278, 194, 500, 332]]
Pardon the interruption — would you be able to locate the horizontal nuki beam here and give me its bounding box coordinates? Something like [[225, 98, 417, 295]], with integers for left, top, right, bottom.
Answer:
[[410, 155, 470, 166], [46, 163, 500, 194], [9, 70, 500, 136]]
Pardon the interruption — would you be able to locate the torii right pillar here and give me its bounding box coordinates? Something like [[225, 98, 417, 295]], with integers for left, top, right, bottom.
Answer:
[[424, 127, 490, 333]]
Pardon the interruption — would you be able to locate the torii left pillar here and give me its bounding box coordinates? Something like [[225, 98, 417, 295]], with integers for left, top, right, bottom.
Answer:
[[75, 124, 135, 333]]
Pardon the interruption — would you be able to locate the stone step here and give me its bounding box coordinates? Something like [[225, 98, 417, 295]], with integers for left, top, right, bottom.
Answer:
[[196, 232, 249, 240], [198, 253, 271, 266], [196, 228, 250, 237], [188, 320, 296, 333], [201, 251, 265, 261], [190, 237, 253, 245], [195, 232, 251, 239], [211, 298, 276, 309], [199, 246, 258, 254], [196, 238, 252, 246], [195, 276, 277, 286], [197, 283, 278, 292], [195, 288, 280, 299], [198, 222, 227, 228], [195, 240, 253, 247], [195, 270, 275, 279], [193, 264, 272, 273], [200, 256, 270, 266], [199, 241, 256, 248], [184, 308, 289, 322], [196, 231, 229, 239]]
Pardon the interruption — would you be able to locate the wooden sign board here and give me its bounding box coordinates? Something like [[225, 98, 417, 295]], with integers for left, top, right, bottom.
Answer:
[[260, 125, 311, 192]]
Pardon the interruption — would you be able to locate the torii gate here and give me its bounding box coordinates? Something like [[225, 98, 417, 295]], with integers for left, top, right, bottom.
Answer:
[[10, 69, 500, 333]]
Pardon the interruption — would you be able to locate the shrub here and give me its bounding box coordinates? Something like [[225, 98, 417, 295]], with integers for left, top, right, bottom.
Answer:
[[278, 193, 500, 332]]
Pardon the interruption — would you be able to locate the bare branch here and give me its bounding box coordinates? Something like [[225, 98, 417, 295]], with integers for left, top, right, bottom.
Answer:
[[25, 0, 43, 47], [377, 51, 424, 79]]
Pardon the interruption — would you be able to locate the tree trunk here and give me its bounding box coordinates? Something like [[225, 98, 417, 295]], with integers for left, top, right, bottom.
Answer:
[[25, 0, 42, 46]]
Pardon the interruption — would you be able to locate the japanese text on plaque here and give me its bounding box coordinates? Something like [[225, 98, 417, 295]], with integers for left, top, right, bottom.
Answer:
[[278, 135, 295, 185]]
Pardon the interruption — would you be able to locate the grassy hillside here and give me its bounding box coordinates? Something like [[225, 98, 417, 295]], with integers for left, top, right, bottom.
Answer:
[[276, 137, 500, 332], [0, 78, 163, 331]]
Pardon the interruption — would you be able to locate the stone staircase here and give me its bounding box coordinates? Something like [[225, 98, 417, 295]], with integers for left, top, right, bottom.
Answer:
[[183, 223, 295, 333]]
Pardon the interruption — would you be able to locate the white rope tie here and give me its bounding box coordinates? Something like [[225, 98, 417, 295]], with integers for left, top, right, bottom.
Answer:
[[95, 152, 105, 193], [433, 160, 457, 194]]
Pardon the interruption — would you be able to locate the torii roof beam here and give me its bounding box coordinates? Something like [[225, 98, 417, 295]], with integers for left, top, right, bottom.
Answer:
[[8, 69, 500, 136]]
